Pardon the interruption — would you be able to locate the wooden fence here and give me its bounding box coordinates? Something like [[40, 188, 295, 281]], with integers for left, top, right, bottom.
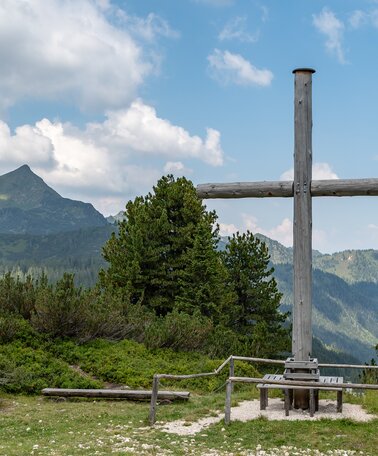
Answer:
[[149, 355, 378, 425]]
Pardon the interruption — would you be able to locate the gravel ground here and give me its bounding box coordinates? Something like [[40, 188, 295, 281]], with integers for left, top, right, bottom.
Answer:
[[158, 399, 376, 436]]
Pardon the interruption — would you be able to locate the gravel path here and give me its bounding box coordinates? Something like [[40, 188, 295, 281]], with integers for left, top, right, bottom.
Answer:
[[158, 399, 376, 436]]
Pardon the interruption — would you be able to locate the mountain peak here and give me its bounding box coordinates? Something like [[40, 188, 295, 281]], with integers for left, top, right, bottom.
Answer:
[[0, 165, 107, 234], [9, 164, 36, 177], [0, 165, 60, 210], [16, 164, 32, 172]]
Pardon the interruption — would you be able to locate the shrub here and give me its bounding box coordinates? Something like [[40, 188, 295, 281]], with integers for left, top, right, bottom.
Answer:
[[0, 343, 101, 394], [31, 273, 85, 338], [52, 338, 259, 393], [144, 310, 213, 351], [204, 324, 244, 358], [0, 312, 37, 344], [31, 275, 155, 343], [0, 273, 38, 319]]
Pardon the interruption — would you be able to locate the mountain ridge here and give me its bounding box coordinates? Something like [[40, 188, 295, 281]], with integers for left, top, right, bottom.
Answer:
[[0, 165, 108, 235]]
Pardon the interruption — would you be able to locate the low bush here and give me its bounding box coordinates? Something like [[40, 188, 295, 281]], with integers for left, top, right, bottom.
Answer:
[[52, 338, 259, 393], [31, 275, 155, 343], [0, 342, 101, 394], [0, 273, 37, 319], [0, 312, 38, 344], [144, 310, 213, 351], [204, 324, 244, 358]]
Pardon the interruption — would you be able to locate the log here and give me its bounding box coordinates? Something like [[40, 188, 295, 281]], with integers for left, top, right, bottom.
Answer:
[[232, 356, 285, 365], [229, 376, 378, 390], [311, 178, 378, 196], [42, 388, 190, 401], [197, 181, 293, 199], [318, 363, 378, 370], [196, 178, 378, 200]]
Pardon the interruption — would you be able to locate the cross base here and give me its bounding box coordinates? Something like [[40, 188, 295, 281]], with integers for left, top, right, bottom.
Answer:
[[284, 357, 319, 409]]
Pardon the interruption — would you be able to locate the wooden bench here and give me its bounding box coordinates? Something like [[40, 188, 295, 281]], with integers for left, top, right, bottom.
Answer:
[[257, 374, 343, 417]]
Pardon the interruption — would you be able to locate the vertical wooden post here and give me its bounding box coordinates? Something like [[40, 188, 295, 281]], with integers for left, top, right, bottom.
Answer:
[[149, 375, 159, 425], [229, 356, 234, 392], [292, 68, 315, 409], [225, 379, 232, 424]]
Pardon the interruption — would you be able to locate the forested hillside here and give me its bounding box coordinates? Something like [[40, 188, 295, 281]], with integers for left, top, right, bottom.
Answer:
[[0, 226, 114, 287], [0, 166, 376, 364]]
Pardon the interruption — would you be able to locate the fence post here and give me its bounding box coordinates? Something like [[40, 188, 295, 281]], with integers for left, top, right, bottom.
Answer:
[[229, 356, 234, 392], [225, 379, 232, 424], [149, 375, 159, 425]]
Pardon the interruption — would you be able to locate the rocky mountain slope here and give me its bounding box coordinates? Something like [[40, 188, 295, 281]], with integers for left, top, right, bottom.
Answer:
[[0, 165, 108, 234]]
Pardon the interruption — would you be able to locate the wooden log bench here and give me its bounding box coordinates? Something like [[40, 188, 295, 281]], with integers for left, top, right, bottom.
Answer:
[[257, 374, 343, 417], [42, 388, 190, 401]]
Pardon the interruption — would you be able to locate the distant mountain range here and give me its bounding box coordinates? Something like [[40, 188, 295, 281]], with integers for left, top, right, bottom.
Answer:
[[256, 234, 378, 284], [252, 235, 378, 363], [0, 166, 376, 363]]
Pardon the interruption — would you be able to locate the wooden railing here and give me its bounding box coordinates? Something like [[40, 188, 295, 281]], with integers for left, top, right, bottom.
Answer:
[[148, 355, 378, 425]]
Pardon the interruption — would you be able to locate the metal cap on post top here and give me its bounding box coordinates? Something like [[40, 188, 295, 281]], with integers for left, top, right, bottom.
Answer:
[[292, 68, 316, 74]]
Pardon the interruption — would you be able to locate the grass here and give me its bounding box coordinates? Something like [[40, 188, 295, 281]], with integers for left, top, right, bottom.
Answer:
[[1, 389, 377, 455], [1, 336, 377, 454]]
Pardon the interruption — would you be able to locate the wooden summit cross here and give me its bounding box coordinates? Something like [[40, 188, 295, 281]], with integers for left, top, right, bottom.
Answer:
[[197, 68, 378, 409]]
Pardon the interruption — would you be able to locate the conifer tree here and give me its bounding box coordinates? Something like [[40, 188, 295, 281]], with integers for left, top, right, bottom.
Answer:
[[222, 231, 290, 357], [100, 175, 223, 317], [175, 219, 235, 324]]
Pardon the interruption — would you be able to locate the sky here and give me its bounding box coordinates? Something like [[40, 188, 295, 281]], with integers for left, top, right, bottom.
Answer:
[[1, 0, 378, 254]]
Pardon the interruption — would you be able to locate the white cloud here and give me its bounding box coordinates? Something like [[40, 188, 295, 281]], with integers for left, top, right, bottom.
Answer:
[[349, 9, 378, 29], [312, 163, 339, 180], [0, 121, 55, 168], [218, 16, 259, 43], [313, 8, 346, 64], [0, 100, 224, 213], [218, 222, 239, 237], [280, 163, 339, 181], [242, 214, 293, 247], [0, 0, 177, 111], [260, 5, 269, 23], [87, 100, 224, 166], [217, 214, 333, 250], [163, 161, 192, 175], [118, 12, 180, 42], [207, 49, 273, 87], [349, 10, 368, 29]]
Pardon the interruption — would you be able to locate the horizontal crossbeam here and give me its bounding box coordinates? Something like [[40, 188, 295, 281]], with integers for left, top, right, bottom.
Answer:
[[197, 178, 378, 199]]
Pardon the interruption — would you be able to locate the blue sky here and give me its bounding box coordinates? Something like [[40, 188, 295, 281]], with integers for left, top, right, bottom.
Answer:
[[1, 0, 378, 253]]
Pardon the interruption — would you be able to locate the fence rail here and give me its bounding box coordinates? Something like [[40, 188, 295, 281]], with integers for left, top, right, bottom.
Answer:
[[148, 355, 378, 425]]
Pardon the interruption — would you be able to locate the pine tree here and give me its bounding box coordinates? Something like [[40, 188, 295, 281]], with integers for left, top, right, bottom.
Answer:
[[222, 231, 290, 357], [175, 220, 235, 325], [100, 175, 222, 317]]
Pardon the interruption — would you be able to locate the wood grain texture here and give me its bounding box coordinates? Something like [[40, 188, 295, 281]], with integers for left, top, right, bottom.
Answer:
[[42, 387, 189, 400], [197, 179, 378, 199], [229, 376, 378, 390], [311, 178, 378, 196], [292, 69, 313, 366], [196, 181, 293, 199]]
